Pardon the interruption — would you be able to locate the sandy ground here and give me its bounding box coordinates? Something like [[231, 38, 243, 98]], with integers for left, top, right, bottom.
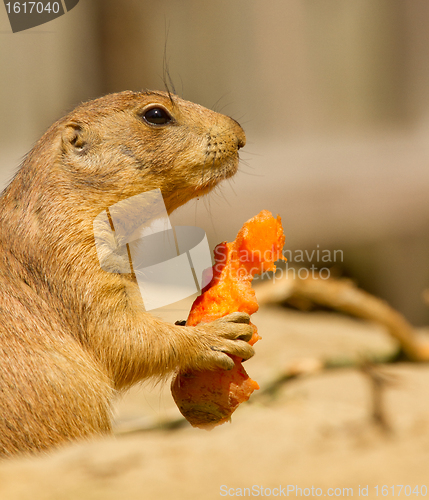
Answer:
[[0, 300, 429, 500]]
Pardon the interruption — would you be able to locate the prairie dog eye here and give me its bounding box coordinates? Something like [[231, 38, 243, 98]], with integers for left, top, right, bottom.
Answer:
[[143, 107, 172, 126]]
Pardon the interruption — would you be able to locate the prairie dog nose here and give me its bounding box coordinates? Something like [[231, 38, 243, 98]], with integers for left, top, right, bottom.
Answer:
[[228, 116, 246, 149]]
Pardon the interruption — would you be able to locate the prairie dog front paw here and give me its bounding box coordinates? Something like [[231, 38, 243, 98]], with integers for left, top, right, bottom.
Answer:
[[194, 312, 255, 371]]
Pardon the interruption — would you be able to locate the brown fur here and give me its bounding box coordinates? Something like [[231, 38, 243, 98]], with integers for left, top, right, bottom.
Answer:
[[0, 90, 254, 457]]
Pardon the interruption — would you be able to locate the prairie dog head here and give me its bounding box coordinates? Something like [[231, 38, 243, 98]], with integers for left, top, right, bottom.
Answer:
[[58, 90, 246, 214]]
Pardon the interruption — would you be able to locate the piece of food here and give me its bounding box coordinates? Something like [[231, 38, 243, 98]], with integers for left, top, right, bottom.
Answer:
[[171, 210, 285, 429]]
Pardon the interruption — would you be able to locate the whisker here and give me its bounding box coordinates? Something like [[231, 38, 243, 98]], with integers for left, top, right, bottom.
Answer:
[[211, 92, 233, 113]]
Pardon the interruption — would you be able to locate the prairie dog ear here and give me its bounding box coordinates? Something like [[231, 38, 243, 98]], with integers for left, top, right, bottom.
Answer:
[[62, 123, 90, 152]]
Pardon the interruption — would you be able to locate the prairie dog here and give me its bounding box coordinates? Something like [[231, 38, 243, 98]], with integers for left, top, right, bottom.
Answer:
[[0, 90, 253, 457]]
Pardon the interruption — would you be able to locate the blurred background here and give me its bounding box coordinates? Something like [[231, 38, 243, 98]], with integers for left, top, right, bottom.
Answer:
[[2, 0, 429, 325], [2, 2, 429, 498]]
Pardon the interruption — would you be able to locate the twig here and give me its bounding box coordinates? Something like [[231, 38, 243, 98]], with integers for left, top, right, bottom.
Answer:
[[256, 271, 429, 362], [252, 349, 400, 401], [360, 361, 399, 433]]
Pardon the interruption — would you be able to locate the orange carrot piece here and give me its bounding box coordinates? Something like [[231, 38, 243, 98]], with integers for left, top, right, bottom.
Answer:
[[171, 210, 285, 428]]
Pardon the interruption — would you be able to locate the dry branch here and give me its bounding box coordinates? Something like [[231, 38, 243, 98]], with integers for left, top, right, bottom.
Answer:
[[256, 271, 429, 362]]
